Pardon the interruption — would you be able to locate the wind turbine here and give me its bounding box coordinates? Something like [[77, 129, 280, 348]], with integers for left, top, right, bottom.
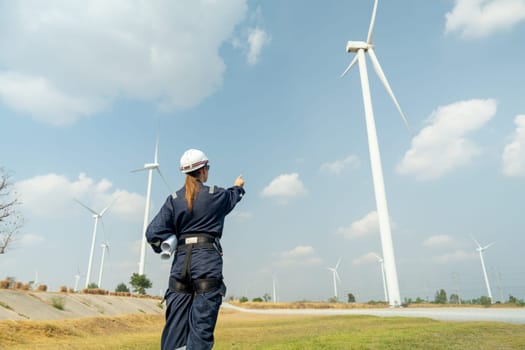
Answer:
[[74, 274, 80, 292], [327, 257, 342, 300], [75, 198, 114, 289], [272, 273, 278, 303], [97, 241, 110, 289], [73, 265, 83, 292], [341, 0, 409, 306], [132, 138, 173, 275], [373, 253, 388, 302], [472, 237, 494, 302]]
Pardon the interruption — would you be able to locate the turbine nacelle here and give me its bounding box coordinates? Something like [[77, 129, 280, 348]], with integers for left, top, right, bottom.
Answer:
[[346, 41, 371, 53], [143, 162, 160, 170]]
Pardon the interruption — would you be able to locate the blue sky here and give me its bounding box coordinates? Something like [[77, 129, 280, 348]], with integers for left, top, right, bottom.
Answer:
[[1, 0, 525, 303]]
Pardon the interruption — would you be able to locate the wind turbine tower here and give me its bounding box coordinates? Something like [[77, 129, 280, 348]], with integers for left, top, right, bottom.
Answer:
[[75, 199, 113, 289], [132, 139, 172, 275], [373, 253, 388, 302], [327, 257, 342, 300], [98, 242, 110, 288], [473, 238, 494, 302], [341, 0, 409, 306], [272, 274, 277, 303], [74, 274, 80, 292]]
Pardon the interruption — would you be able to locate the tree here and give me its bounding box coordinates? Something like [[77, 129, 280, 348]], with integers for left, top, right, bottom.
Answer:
[[87, 283, 99, 289], [449, 293, 460, 304], [129, 273, 152, 295], [262, 293, 271, 302], [327, 296, 338, 303], [347, 293, 356, 303], [115, 283, 130, 293], [479, 296, 492, 307], [434, 289, 447, 304], [0, 169, 23, 254], [252, 297, 263, 302]]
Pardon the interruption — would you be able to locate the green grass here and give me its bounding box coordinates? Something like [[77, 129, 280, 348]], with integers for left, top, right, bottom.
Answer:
[[215, 311, 525, 350], [49, 296, 66, 310], [1, 310, 524, 349]]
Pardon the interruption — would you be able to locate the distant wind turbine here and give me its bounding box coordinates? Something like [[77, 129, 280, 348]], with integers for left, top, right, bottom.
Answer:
[[132, 138, 173, 275], [272, 273, 278, 303], [341, 0, 409, 306], [327, 257, 342, 300], [373, 253, 388, 302], [472, 237, 494, 302], [73, 264, 83, 292], [75, 198, 114, 289], [97, 242, 110, 289]]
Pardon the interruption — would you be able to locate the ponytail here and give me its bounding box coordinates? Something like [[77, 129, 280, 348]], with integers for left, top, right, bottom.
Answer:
[[184, 173, 201, 212]]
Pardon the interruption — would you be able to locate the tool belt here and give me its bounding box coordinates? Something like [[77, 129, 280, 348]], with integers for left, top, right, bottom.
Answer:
[[170, 233, 223, 294]]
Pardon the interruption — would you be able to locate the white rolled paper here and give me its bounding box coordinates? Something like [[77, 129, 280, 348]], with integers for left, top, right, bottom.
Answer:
[[160, 235, 176, 260]]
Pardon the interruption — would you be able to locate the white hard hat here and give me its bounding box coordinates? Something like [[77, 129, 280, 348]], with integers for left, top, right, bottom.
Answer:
[[180, 149, 209, 173]]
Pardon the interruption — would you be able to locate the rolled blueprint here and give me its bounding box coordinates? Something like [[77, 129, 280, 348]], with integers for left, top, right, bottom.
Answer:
[[160, 235, 176, 260]]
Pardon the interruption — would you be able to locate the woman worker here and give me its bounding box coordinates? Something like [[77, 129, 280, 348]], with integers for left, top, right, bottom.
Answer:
[[146, 148, 245, 350]]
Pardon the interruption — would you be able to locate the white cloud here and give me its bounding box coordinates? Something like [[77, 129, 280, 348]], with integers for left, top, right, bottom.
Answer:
[[445, 0, 525, 38], [0, 72, 104, 126], [261, 173, 307, 198], [0, 0, 248, 125], [352, 252, 381, 266], [230, 210, 254, 221], [15, 173, 144, 221], [423, 235, 455, 248], [277, 245, 322, 267], [432, 249, 476, 264], [502, 115, 525, 176], [281, 245, 314, 259], [320, 155, 360, 175], [247, 27, 270, 65], [396, 99, 496, 181], [18, 233, 45, 246], [336, 211, 379, 239]]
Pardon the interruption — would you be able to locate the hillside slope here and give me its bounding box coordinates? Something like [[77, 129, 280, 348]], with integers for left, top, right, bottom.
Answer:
[[0, 290, 164, 320]]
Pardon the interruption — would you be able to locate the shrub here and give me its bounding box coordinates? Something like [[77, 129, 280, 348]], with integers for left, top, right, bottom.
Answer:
[[37, 285, 48, 292], [59, 286, 68, 293], [115, 283, 130, 293], [479, 296, 492, 307], [50, 296, 66, 310]]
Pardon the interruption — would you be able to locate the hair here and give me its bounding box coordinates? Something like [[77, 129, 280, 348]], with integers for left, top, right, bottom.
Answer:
[[184, 169, 202, 212]]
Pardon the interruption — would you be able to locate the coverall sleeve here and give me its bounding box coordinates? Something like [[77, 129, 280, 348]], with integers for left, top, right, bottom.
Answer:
[[222, 186, 245, 215], [146, 196, 177, 254]]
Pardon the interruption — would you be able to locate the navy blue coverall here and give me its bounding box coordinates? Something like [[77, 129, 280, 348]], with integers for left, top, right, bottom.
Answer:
[[146, 183, 245, 350]]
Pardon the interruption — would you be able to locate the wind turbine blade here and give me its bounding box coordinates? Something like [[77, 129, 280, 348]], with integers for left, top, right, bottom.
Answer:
[[367, 0, 379, 44], [74, 199, 98, 216], [130, 167, 146, 173], [100, 219, 109, 243], [100, 196, 118, 217], [335, 271, 341, 283], [368, 48, 411, 133], [157, 168, 173, 193], [372, 253, 383, 261], [335, 257, 342, 270], [484, 242, 495, 250], [341, 55, 359, 78], [154, 137, 159, 163], [470, 235, 482, 249]]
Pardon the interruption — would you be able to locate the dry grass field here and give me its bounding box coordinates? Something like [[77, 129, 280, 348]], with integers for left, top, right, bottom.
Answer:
[[1, 307, 525, 349]]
